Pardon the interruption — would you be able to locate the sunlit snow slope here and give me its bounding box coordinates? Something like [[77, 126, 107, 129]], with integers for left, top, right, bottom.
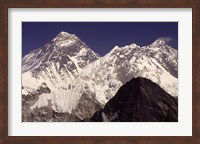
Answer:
[[79, 39, 178, 104]]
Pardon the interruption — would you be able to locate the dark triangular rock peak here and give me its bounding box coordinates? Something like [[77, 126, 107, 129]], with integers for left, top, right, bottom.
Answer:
[[88, 77, 178, 122]]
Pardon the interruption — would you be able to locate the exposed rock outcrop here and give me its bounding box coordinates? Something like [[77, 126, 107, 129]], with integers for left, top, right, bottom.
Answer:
[[88, 77, 178, 122]]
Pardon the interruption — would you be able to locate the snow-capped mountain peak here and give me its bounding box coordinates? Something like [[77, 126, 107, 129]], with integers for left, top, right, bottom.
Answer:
[[55, 31, 73, 38], [22, 31, 100, 86], [110, 45, 120, 52], [109, 43, 140, 56], [58, 31, 72, 35], [51, 31, 78, 45], [150, 39, 167, 48], [129, 43, 140, 48]]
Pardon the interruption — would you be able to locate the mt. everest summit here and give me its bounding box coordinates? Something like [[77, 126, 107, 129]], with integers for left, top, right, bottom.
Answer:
[[22, 31, 100, 90], [22, 31, 178, 122]]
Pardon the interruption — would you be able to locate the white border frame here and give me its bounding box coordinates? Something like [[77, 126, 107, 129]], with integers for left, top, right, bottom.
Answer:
[[8, 8, 192, 136]]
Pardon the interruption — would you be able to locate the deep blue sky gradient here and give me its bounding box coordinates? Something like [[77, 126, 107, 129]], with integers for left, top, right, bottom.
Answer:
[[22, 22, 178, 56]]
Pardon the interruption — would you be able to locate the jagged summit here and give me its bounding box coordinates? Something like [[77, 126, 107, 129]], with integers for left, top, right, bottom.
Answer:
[[114, 43, 140, 49], [52, 31, 76, 42], [129, 43, 140, 48], [56, 31, 73, 38], [150, 39, 167, 48], [58, 31, 72, 35], [109, 43, 140, 55]]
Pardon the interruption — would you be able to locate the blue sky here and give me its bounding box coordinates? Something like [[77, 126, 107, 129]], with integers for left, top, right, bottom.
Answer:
[[22, 22, 178, 56]]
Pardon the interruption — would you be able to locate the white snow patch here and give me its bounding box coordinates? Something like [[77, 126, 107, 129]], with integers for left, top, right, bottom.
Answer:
[[31, 88, 82, 113]]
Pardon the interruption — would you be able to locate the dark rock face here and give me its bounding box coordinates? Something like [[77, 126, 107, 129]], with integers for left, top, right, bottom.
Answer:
[[22, 83, 52, 122], [89, 77, 178, 122], [71, 93, 103, 120]]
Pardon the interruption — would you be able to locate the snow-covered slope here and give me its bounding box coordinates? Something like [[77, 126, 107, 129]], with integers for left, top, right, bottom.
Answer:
[[22, 33, 178, 117], [79, 39, 178, 104], [144, 39, 178, 78], [30, 83, 83, 113]]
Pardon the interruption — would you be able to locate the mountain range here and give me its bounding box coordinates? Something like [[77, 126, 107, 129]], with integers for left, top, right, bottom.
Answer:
[[22, 31, 178, 122]]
